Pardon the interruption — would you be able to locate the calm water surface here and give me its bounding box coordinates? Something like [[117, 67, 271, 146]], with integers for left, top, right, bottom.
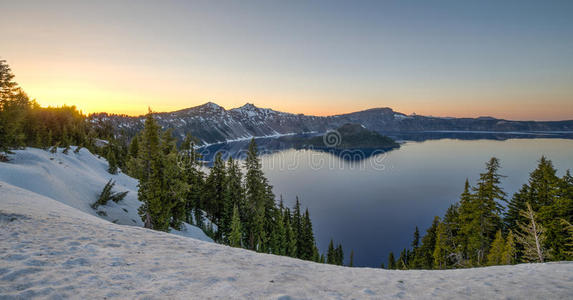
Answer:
[[253, 139, 573, 267]]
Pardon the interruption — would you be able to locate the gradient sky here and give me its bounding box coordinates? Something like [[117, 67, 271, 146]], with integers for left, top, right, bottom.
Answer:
[[1, 0, 572, 120]]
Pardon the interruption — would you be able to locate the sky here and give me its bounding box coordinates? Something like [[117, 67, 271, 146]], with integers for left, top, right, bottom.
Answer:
[[1, 0, 572, 120]]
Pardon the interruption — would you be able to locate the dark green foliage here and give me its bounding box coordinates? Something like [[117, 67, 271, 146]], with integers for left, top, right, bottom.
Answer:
[[92, 179, 129, 209], [326, 239, 344, 265], [400, 156, 573, 270], [486, 230, 506, 266], [229, 204, 243, 248], [135, 111, 177, 232], [387, 251, 396, 270], [349, 250, 354, 267]]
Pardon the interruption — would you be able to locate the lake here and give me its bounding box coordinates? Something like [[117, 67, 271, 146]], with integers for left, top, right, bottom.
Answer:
[[200, 138, 573, 267]]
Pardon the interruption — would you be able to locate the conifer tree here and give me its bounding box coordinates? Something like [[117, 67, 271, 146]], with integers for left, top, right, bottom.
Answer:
[[387, 251, 396, 270], [284, 210, 297, 257], [220, 156, 244, 243], [300, 208, 316, 260], [414, 216, 440, 269], [136, 110, 173, 231], [244, 139, 268, 250], [433, 222, 449, 269], [205, 152, 227, 229], [336, 244, 344, 266], [349, 250, 354, 267], [229, 204, 243, 248], [502, 230, 517, 265], [107, 146, 118, 174], [462, 158, 506, 265], [487, 230, 506, 265], [292, 197, 303, 257], [327, 239, 335, 264]]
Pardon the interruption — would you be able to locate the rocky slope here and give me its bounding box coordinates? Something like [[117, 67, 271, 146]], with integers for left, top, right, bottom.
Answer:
[[89, 102, 573, 144]]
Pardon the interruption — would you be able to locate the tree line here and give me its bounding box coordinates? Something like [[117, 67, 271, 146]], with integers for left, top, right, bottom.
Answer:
[[385, 157, 573, 270]]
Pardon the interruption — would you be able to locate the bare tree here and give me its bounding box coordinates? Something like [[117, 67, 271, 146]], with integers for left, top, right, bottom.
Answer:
[[515, 203, 545, 263]]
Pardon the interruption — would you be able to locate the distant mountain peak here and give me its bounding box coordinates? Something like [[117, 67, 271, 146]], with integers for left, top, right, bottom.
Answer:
[[239, 103, 257, 109], [201, 101, 224, 110]]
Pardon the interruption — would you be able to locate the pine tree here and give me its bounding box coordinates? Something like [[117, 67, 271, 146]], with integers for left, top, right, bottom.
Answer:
[[300, 208, 316, 260], [561, 219, 573, 257], [92, 179, 128, 209], [462, 158, 506, 266], [433, 222, 449, 269], [502, 230, 517, 265], [229, 204, 243, 248], [205, 152, 227, 232], [505, 184, 530, 233], [515, 203, 546, 263], [387, 251, 396, 270], [107, 146, 118, 174], [284, 209, 297, 257], [293, 197, 303, 258], [349, 250, 354, 267], [412, 226, 420, 249], [244, 139, 267, 250], [326, 239, 335, 264], [486, 230, 506, 265], [220, 156, 244, 244], [336, 244, 344, 265], [136, 110, 173, 231], [415, 216, 440, 269]]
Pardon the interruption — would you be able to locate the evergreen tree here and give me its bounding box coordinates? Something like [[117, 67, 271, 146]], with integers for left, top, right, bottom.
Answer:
[[284, 209, 297, 257], [433, 222, 449, 269], [387, 251, 396, 270], [293, 197, 303, 257], [220, 156, 244, 243], [414, 216, 440, 269], [412, 226, 420, 249], [502, 230, 517, 265], [136, 110, 173, 231], [300, 208, 316, 260], [229, 204, 243, 248], [244, 139, 267, 250], [463, 158, 506, 266], [349, 250, 354, 267], [327, 239, 335, 264], [205, 152, 227, 230], [336, 244, 344, 265], [486, 230, 506, 265], [107, 146, 118, 174]]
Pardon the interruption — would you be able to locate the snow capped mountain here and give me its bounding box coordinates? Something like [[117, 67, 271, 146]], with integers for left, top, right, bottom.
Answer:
[[88, 102, 573, 144]]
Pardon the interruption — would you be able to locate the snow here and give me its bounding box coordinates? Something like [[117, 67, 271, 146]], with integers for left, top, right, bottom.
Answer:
[[1, 183, 572, 299], [0, 147, 211, 242], [1, 148, 573, 299]]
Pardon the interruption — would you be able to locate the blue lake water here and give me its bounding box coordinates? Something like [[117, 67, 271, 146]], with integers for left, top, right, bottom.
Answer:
[[201, 138, 573, 267]]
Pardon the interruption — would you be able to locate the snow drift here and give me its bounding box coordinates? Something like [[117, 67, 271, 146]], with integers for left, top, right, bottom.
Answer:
[[0, 147, 211, 242]]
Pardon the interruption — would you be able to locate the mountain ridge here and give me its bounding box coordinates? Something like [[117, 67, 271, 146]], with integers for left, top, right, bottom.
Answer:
[[88, 102, 573, 144]]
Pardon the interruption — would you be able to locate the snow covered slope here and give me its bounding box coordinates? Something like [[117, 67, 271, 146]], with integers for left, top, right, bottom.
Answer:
[[0, 147, 211, 242], [1, 182, 572, 299]]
